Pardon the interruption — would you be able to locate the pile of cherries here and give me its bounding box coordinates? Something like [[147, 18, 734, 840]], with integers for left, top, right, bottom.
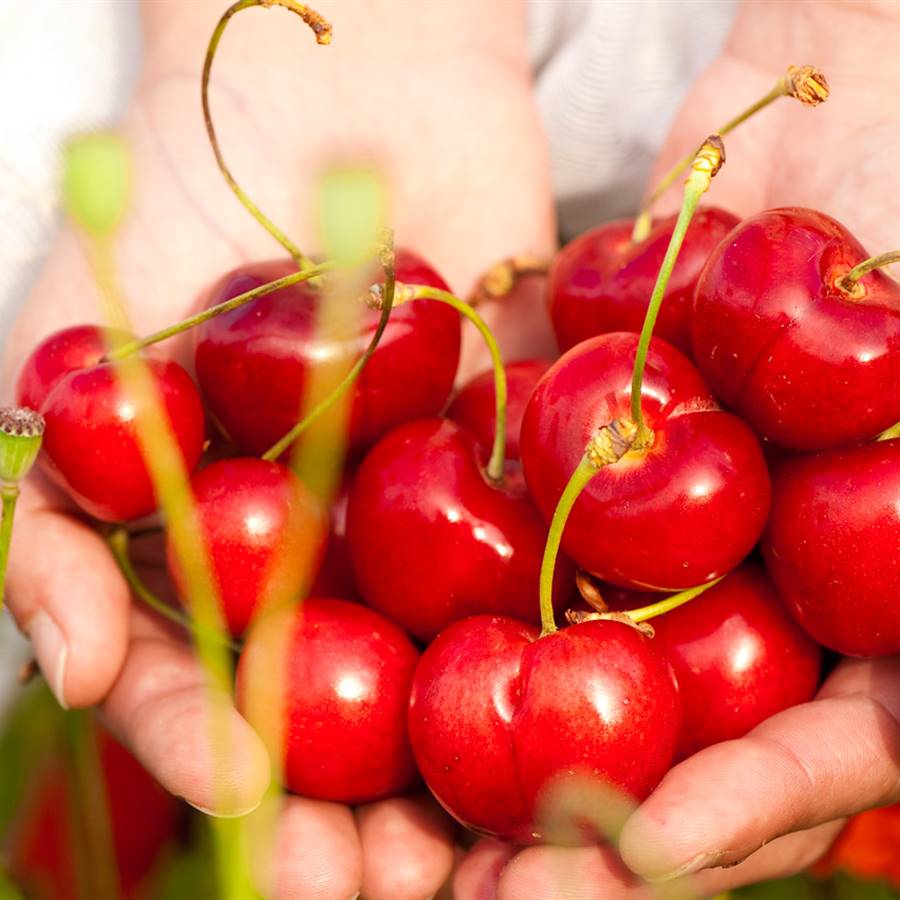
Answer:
[[8, 3, 900, 855]]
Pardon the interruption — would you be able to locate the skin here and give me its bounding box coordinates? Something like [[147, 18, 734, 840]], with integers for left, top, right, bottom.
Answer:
[[2, 0, 899, 897]]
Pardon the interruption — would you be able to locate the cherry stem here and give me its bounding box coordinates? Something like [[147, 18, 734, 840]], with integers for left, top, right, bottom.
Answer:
[[261, 242, 396, 462], [837, 251, 900, 294], [612, 576, 723, 625], [401, 284, 508, 482], [203, 0, 332, 271], [630, 136, 725, 437], [105, 260, 338, 362], [538, 419, 640, 636], [0, 486, 19, 615], [469, 254, 551, 307], [106, 529, 241, 653], [631, 64, 828, 242], [877, 420, 900, 442]]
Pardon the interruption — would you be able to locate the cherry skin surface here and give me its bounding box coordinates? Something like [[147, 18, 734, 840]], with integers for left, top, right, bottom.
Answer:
[[308, 475, 360, 601], [194, 249, 460, 457], [346, 417, 574, 642], [236, 598, 420, 805], [39, 358, 205, 522], [651, 563, 822, 757], [520, 332, 771, 590], [549, 207, 739, 356], [16, 324, 128, 411], [166, 458, 326, 637], [447, 358, 552, 461], [693, 208, 900, 451], [409, 614, 681, 844], [763, 439, 900, 657]]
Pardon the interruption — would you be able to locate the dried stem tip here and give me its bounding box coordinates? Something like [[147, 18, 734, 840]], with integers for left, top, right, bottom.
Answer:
[[366, 280, 415, 311], [784, 65, 829, 106], [586, 418, 639, 468], [0, 407, 45, 485], [690, 135, 726, 182], [470, 255, 551, 306], [262, 0, 332, 44]]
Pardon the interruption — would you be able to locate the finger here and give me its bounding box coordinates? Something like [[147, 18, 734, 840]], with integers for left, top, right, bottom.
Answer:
[[355, 793, 456, 900], [6, 478, 130, 708], [619, 656, 900, 881], [260, 795, 362, 900], [453, 839, 518, 900], [99, 604, 270, 816]]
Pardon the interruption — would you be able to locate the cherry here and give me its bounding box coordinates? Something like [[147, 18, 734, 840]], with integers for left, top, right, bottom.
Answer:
[[236, 598, 420, 804], [8, 727, 181, 900], [16, 324, 127, 412], [39, 358, 205, 522], [548, 207, 739, 355], [447, 358, 552, 462], [166, 458, 325, 637], [763, 438, 900, 657], [194, 250, 459, 457], [408, 614, 681, 843], [520, 332, 770, 590], [650, 563, 822, 757], [693, 208, 900, 450], [347, 417, 573, 642], [308, 475, 360, 600]]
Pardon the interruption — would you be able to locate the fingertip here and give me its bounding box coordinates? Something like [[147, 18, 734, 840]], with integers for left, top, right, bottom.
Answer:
[[355, 793, 455, 900], [265, 796, 362, 900], [496, 845, 631, 900]]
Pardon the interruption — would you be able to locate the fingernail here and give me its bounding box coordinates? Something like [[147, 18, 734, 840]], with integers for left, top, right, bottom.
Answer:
[[27, 611, 68, 709], [185, 796, 263, 819], [646, 850, 727, 883]]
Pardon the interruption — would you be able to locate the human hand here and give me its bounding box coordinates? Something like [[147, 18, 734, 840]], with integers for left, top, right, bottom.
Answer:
[[1, 1, 553, 896], [455, 1, 900, 895]]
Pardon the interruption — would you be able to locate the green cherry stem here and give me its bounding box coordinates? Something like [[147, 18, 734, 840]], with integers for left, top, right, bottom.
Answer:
[[388, 284, 509, 482], [836, 251, 900, 298], [538, 419, 640, 636], [631, 65, 828, 242], [104, 260, 339, 362], [203, 0, 331, 271], [107, 529, 240, 653], [261, 241, 397, 462], [630, 135, 725, 438], [614, 576, 724, 624], [0, 408, 45, 613]]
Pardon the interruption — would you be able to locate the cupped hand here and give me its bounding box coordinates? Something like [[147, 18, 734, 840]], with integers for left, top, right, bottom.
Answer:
[[456, 1, 900, 895], [1, 2, 554, 896]]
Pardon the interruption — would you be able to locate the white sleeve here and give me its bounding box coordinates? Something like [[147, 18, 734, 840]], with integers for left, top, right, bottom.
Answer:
[[528, 0, 738, 238]]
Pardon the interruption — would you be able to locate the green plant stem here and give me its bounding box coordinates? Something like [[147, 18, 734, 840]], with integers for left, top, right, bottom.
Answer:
[[203, 0, 330, 271], [105, 261, 337, 361], [538, 457, 597, 636], [406, 285, 508, 482], [261, 252, 396, 463], [0, 486, 18, 615], [619, 576, 723, 624], [106, 529, 240, 653], [630, 139, 723, 435], [838, 250, 900, 294], [64, 710, 119, 900]]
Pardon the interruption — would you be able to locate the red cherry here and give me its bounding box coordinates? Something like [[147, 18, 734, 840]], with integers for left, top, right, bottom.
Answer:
[[39, 358, 205, 522], [194, 250, 460, 456], [16, 324, 128, 411], [651, 564, 822, 757], [693, 208, 900, 450], [520, 333, 770, 590], [409, 614, 681, 843], [236, 598, 420, 804], [548, 207, 739, 356], [166, 458, 325, 637], [8, 728, 181, 900], [308, 476, 360, 601], [763, 439, 900, 657], [346, 418, 574, 642], [447, 358, 551, 462]]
